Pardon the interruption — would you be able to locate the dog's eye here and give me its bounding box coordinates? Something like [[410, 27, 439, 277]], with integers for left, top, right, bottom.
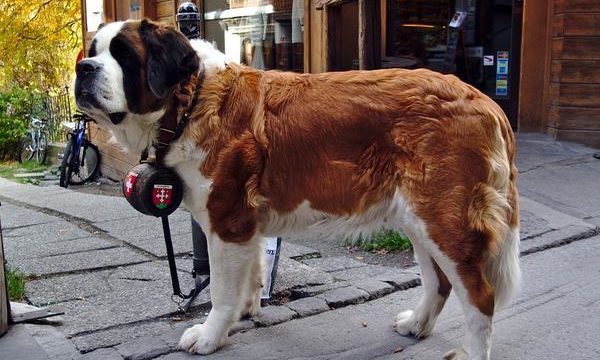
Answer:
[[109, 36, 141, 67]]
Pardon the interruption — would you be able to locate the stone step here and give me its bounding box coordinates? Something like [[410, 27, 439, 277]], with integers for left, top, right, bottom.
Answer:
[[13, 172, 46, 179]]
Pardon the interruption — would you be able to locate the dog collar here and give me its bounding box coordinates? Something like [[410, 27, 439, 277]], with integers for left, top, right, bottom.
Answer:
[[146, 69, 205, 165]]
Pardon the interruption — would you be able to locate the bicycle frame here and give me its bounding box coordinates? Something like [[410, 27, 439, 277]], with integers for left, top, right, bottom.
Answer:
[[69, 118, 88, 176], [24, 117, 45, 163]]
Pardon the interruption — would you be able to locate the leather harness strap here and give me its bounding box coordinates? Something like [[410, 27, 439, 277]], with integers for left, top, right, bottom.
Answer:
[[143, 69, 205, 165]]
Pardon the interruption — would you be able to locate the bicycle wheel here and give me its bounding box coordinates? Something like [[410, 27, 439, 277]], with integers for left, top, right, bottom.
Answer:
[[36, 132, 48, 164], [69, 141, 100, 185], [18, 132, 35, 163], [59, 139, 73, 188]]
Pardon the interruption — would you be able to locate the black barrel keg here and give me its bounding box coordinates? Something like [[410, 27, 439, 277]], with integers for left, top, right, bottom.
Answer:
[[122, 163, 183, 217]]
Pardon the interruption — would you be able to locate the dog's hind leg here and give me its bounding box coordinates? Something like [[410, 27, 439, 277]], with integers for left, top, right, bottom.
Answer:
[[177, 232, 263, 354], [394, 239, 451, 338], [441, 261, 494, 360]]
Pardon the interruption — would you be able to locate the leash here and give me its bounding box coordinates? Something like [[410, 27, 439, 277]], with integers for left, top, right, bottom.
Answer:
[[131, 71, 210, 313], [161, 215, 210, 312], [158, 71, 210, 313]]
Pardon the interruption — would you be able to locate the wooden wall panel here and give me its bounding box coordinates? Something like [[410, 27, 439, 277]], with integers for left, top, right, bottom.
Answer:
[[551, 60, 600, 83], [157, 0, 175, 18], [550, 83, 600, 107], [555, 0, 600, 13], [552, 38, 600, 60], [549, 106, 600, 130], [547, 128, 600, 148], [549, 0, 600, 147], [156, 0, 176, 25], [90, 125, 137, 181], [557, 14, 600, 36]]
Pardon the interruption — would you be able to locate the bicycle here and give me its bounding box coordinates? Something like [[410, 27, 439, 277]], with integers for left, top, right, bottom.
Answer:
[[59, 113, 101, 188], [18, 115, 48, 164]]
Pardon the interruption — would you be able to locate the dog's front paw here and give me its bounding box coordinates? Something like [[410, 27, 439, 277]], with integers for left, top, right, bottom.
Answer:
[[394, 310, 416, 336], [176, 324, 224, 355]]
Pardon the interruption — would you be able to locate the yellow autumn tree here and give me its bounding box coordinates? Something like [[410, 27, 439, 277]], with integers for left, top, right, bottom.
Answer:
[[0, 0, 82, 92]]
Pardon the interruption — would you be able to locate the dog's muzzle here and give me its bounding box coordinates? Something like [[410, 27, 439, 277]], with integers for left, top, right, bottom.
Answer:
[[74, 59, 103, 111]]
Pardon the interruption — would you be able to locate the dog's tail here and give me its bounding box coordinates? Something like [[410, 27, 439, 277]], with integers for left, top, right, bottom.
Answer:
[[488, 224, 521, 308], [467, 110, 521, 308]]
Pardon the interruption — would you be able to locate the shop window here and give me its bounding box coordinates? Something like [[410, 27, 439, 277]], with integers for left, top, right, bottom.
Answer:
[[203, 1, 304, 72], [384, 0, 451, 71], [85, 0, 104, 32]]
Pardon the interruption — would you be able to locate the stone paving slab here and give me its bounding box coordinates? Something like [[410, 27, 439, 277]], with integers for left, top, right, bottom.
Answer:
[[115, 335, 172, 360], [27, 272, 111, 306], [95, 209, 191, 236], [253, 306, 296, 327], [316, 286, 370, 308], [329, 263, 406, 282], [0, 202, 60, 228], [57, 261, 203, 336], [290, 281, 351, 298], [125, 231, 193, 258], [24, 324, 81, 360], [519, 157, 600, 220], [0, 179, 144, 223], [271, 257, 334, 295], [520, 224, 598, 255], [353, 279, 395, 299], [81, 348, 124, 360], [5, 236, 117, 261], [284, 297, 330, 317], [10, 246, 148, 276], [519, 209, 551, 240], [3, 221, 99, 244], [0, 324, 50, 360], [301, 255, 368, 273], [96, 212, 193, 257], [72, 319, 183, 354], [519, 196, 592, 234], [279, 241, 320, 259]]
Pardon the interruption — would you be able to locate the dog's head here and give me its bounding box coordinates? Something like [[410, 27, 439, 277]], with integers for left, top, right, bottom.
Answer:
[[75, 19, 199, 145]]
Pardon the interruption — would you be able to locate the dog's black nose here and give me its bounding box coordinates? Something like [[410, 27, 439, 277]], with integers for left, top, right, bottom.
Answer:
[[76, 59, 101, 76]]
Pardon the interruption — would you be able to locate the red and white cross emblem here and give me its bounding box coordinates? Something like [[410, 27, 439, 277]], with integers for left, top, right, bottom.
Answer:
[[124, 172, 138, 198], [152, 184, 173, 209]]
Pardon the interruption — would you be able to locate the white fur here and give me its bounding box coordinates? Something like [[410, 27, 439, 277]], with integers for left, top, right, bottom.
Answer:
[[259, 193, 405, 240], [394, 239, 448, 338], [189, 39, 229, 78], [177, 232, 264, 354], [109, 110, 165, 153], [80, 21, 129, 114], [488, 227, 521, 308]]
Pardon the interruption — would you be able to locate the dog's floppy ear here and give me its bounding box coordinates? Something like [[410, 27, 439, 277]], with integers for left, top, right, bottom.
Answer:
[[141, 19, 200, 99]]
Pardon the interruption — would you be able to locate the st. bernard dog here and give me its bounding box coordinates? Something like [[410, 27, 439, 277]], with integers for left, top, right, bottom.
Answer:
[[75, 19, 520, 360]]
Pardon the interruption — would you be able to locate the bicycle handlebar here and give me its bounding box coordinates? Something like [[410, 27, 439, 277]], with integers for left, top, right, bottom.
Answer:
[[73, 113, 95, 123]]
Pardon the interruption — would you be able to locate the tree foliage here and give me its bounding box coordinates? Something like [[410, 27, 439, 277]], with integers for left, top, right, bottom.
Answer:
[[0, 0, 82, 92]]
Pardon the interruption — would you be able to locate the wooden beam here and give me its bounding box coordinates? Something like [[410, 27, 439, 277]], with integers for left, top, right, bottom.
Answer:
[[358, 0, 367, 70], [1, 212, 9, 335], [304, 0, 311, 72], [520, 0, 548, 131], [357, 0, 380, 70]]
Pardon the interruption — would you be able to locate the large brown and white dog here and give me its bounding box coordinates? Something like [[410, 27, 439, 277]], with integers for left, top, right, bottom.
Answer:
[[75, 20, 520, 359]]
